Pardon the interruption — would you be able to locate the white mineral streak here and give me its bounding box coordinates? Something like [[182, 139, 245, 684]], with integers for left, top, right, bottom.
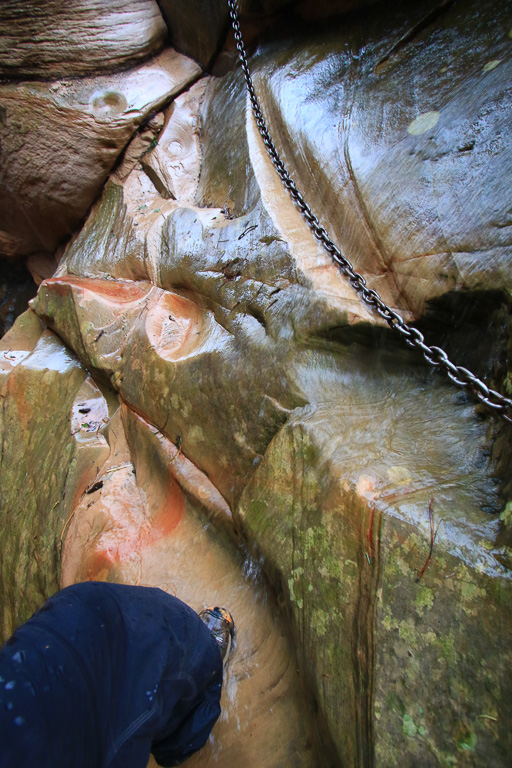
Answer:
[[245, 96, 375, 325]]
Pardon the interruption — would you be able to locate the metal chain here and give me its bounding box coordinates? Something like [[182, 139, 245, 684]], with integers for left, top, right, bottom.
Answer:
[[227, 0, 512, 424]]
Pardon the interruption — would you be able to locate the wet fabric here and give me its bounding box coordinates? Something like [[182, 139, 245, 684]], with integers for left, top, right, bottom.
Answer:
[[0, 582, 223, 768]]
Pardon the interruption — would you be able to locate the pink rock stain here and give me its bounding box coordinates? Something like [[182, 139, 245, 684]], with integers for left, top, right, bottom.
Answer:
[[149, 471, 185, 539], [81, 471, 185, 582], [42, 276, 151, 305]]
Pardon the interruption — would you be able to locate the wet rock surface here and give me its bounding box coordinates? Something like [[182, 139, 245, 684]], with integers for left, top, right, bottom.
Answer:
[[1, 0, 511, 766], [0, 311, 110, 637], [238, 397, 510, 765], [247, 0, 512, 316]]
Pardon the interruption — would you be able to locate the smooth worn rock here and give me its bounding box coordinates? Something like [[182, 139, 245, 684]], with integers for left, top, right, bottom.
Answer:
[[248, 0, 512, 316], [0, 311, 111, 638], [2, 0, 512, 765], [0, 0, 167, 80], [0, 49, 201, 261], [62, 404, 320, 767], [0, 314, 320, 765], [138, 80, 208, 202], [32, 274, 302, 508], [238, 376, 510, 765]]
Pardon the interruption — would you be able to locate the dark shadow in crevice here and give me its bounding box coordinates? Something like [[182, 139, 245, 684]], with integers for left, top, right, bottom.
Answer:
[[0, 261, 38, 339]]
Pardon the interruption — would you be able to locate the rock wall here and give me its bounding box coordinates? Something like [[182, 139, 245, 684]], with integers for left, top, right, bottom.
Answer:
[[1, 0, 511, 766]]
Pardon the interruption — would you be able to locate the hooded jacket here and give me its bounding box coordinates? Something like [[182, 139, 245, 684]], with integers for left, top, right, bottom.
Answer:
[[0, 582, 223, 767]]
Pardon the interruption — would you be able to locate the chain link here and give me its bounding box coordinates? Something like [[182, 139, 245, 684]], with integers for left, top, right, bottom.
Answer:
[[227, 0, 512, 424]]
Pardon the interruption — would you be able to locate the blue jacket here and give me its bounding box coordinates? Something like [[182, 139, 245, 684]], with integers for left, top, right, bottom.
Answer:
[[0, 582, 223, 767]]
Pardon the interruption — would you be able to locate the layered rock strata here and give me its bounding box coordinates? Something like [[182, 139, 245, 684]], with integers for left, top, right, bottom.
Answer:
[[1, 0, 511, 766]]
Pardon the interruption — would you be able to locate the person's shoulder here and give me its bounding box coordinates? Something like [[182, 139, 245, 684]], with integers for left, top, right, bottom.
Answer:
[[61, 581, 195, 618], [40, 583, 201, 636]]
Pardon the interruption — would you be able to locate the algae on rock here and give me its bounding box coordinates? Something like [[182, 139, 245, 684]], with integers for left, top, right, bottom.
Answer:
[[1, 0, 511, 765]]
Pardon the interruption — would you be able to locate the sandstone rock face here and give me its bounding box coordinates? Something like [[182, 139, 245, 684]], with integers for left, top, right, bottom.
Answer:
[[0, 50, 201, 261], [0, 312, 320, 767], [0, 311, 111, 637], [248, 0, 512, 317], [1, 0, 511, 766], [0, 0, 167, 80]]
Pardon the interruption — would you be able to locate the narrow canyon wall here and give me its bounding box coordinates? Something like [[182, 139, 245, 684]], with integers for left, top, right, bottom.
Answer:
[[1, 1, 511, 766]]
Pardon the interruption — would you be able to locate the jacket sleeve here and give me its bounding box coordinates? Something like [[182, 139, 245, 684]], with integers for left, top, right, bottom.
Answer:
[[151, 679, 222, 767]]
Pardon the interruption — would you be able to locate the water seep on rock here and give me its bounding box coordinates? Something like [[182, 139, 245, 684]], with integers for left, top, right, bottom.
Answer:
[[1, 0, 512, 765]]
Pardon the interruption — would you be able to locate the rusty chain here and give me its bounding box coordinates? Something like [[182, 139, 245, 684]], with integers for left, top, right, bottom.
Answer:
[[227, 0, 512, 424]]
